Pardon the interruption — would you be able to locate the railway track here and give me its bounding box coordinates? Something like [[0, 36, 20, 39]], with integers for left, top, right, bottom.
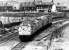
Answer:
[[10, 21, 65, 50], [11, 42, 29, 50], [33, 24, 58, 41], [11, 23, 58, 50], [0, 27, 19, 43], [0, 18, 68, 50], [0, 33, 19, 44]]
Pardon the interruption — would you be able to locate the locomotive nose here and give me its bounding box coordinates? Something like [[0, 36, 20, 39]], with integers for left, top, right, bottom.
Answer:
[[18, 22, 32, 42]]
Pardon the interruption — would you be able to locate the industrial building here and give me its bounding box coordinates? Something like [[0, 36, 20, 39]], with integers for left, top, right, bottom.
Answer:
[[0, 1, 53, 12]]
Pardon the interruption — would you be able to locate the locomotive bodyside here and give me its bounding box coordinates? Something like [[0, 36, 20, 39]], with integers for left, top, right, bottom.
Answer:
[[18, 15, 51, 35]]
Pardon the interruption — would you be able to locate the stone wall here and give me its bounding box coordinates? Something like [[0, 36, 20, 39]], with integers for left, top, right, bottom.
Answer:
[[0, 16, 23, 24]]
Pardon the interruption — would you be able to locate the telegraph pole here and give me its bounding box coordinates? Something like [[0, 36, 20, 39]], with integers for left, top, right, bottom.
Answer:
[[34, 0, 35, 2], [52, 0, 53, 3], [52, 0, 54, 4]]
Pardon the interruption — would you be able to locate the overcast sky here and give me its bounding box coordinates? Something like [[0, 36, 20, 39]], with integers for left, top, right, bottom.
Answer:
[[0, 0, 52, 2], [0, 0, 69, 8]]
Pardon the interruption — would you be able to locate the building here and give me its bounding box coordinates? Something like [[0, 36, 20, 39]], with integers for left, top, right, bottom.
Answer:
[[20, 1, 53, 12], [0, 1, 53, 12], [35, 1, 53, 12], [20, 2, 36, 11]]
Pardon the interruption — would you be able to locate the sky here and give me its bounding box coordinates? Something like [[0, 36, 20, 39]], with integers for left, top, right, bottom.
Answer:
[[0, 0, 69, 8], [0, 0, 51, 2], [54, 0, 69, 8], [18, 0, 69, 8]]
